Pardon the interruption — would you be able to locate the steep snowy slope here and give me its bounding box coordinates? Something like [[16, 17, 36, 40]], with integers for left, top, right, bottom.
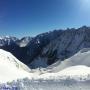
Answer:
[[0, 49, 32, 83], [46, 48, 90, 72]]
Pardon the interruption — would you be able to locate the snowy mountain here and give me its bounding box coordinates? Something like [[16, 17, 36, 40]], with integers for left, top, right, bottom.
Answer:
[[0, 36, 18, 46], [0, 49, 32, 83], [17, 36, 33, 47], [31, 26, 90, 68], [0, 30, 62, 65], [0, 26, 90, 89], [0, 26, 90, 69]]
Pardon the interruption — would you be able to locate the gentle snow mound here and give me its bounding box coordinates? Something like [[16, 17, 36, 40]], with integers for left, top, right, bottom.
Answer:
[[39, 65, 90, 80], [59, 65, 90, 76]]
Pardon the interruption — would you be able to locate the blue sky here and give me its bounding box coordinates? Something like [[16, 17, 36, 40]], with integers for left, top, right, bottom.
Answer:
[[0, 0, 90, 37]]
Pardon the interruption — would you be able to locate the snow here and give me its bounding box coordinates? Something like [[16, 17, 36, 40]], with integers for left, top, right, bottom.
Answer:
[[0, 49, 90, 83], [0, 49, 34, 83], [0, 36, 18, 46], [59, 65, 90, 76], [1, 78, 90, 90], [37, 28, 90, 68], [0, 65, 90, 90], [0, 49, 90, 90], [47, 48, 90, 72], [38, 65, 90, 81], [19, 37, 32, 47]]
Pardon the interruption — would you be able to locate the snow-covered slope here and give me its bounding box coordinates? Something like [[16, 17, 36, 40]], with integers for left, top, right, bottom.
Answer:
[[1, 48, 90, 81], [0, 49, 32, 83], [29, 48, 90, 81], [0, 49, 90, 90], [39, 65, 90, 80], [46, 48, 90, 72], [59, 65, 90, 77]]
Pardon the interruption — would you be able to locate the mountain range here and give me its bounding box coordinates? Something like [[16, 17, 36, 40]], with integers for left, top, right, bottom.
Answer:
[[0, 26, 90, 69], [0, 26, 90, 90]]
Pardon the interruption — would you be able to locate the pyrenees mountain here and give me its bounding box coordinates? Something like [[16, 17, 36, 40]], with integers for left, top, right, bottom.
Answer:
[[0, 30, 62, 66], [30, 26, 90, 68], [0, 26, 90, 68], [0, 26, 90, 90]]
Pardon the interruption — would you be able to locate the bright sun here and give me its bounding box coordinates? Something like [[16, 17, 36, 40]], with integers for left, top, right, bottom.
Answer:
[[79, 0, 90, 11], [80, 0, 90, 8]]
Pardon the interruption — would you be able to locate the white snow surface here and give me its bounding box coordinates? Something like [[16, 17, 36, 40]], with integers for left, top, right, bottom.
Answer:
[[0, 49, 34, 83], [0, 48, 90, 84], [39, 65, 90, 81]]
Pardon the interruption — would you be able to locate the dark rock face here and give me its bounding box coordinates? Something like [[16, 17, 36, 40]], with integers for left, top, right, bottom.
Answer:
[[26, 30, 63, 63], [36, 26, 90, 66], [1, 26, 90, 68], [0, 30, 62, 65]]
